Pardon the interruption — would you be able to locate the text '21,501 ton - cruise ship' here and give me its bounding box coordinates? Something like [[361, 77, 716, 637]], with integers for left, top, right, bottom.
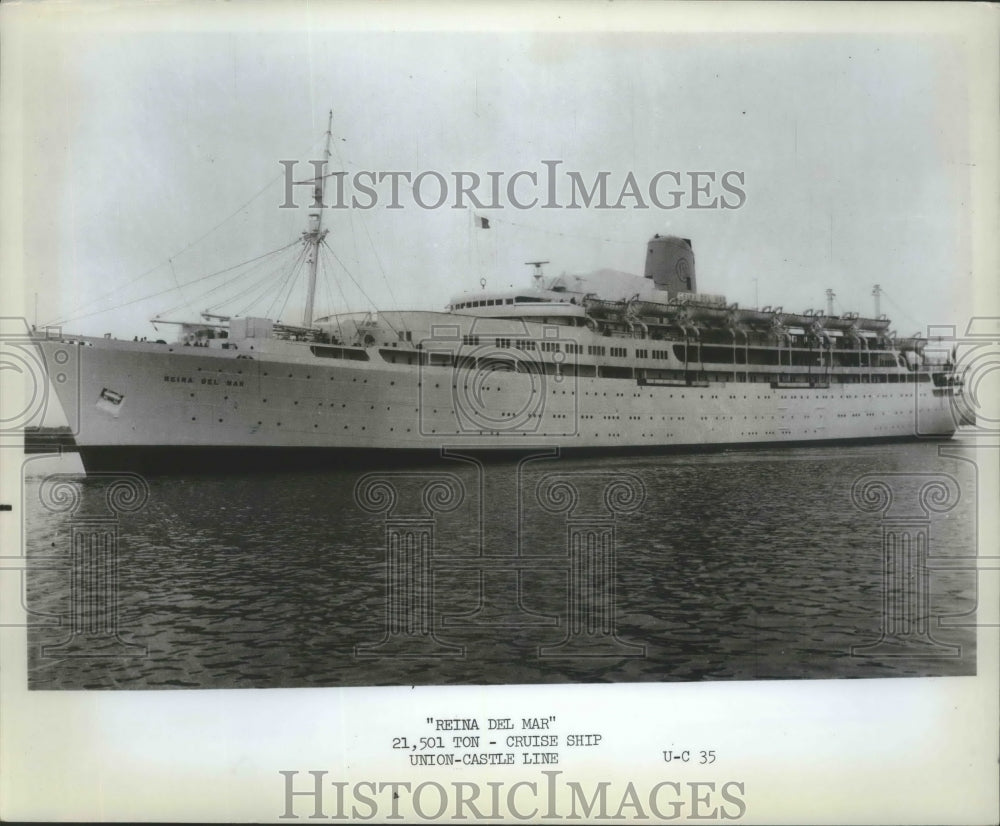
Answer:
[[33, 122, 964, 472]]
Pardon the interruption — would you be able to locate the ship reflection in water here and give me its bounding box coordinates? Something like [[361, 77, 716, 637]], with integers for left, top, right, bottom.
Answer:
[[24, 440, 976, 689]]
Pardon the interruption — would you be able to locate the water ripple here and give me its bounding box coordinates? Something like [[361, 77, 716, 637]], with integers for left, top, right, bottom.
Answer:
[[24, 443, 976, 689]]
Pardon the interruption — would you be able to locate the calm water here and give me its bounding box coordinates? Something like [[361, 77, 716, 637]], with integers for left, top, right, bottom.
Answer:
[[22, 440, 978, 689]]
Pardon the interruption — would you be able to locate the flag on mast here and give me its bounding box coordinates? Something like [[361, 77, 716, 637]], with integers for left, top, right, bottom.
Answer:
[[474, 215, 490, 229]]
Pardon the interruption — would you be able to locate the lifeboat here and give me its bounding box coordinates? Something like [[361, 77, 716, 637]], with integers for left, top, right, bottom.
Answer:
[[780, 311, 821, 328], [687, 303, 732, 323], [627, 298, 682, 319], [733, 308, 778, 326], [855, 316, 892, 333], [583, 296, 628, 319], [820, 313, 859, 331]]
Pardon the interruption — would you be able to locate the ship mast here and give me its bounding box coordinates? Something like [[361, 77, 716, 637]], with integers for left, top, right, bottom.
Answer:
[[302, 110, 334, 328]]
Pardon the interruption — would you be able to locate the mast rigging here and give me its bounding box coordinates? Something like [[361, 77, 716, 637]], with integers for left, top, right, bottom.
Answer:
[[302, 110, 334, 328]]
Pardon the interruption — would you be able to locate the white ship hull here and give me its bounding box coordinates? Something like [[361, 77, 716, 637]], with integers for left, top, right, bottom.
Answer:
[[35, 331, 959, 472], [29, 149, 961, 475]]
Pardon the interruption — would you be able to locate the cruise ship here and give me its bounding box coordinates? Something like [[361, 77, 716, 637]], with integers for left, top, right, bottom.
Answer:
[[31, 135, 962, 473]]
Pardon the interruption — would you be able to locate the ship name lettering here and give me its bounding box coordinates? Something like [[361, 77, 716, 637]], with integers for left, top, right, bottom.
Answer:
[[163, 375, 194, 383], [434, 718, 479, 731], [521, 717, 554, 730]]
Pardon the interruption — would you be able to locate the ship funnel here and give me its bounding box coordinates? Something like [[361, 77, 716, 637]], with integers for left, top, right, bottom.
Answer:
[[644, 234, 696, 296]]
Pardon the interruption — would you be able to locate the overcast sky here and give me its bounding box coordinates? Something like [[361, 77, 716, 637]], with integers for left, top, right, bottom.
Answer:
[[9, 8, 984, 338]]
